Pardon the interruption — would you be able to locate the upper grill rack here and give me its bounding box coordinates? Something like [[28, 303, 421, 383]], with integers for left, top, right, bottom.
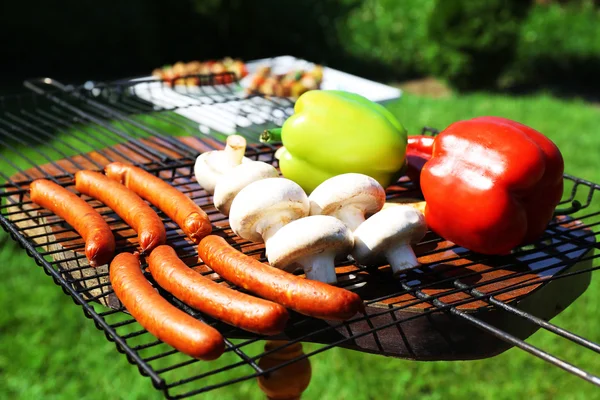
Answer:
[[1, 74, 599, 398]]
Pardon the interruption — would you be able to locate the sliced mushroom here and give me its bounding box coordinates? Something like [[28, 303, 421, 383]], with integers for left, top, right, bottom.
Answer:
[[352, 205, 427, 276], [309, 173, 386, 231], [228, 178, 310, 245], [194, 134, 252, 194], [213, 161, 279, 216], [267, 215, 353, 284]]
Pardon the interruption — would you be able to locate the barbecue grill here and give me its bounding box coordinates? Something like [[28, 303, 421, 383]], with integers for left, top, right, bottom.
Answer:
[[1, 72, 599, 399]]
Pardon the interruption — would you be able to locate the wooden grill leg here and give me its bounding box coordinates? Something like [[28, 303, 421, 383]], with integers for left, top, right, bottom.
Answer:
[[257, 340, 312, 400]]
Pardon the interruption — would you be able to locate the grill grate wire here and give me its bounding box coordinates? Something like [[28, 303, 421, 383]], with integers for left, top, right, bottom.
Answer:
[[0, 73, 598, 398]]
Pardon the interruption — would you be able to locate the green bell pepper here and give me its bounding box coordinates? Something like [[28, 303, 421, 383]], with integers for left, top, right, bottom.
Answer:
[[263, 90, 408, 193]]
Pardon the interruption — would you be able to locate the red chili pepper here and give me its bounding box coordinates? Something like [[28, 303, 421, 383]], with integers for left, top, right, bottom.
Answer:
[[420, 116, 564, 255], [405, 135, 435, 185]]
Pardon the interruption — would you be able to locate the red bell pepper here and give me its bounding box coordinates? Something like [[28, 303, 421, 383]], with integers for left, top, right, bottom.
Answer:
[[406, 135, 435, 184], [420, 116, 564, 255]]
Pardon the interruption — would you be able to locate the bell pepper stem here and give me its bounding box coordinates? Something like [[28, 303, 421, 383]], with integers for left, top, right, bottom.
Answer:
[[261, 128, 282, 143]]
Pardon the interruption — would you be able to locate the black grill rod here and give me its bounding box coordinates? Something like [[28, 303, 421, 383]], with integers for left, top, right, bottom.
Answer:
[[400, 282, 600, 387], [100, 97, 222, 151], [194, 81, 296, 122], [3, 112, 93, 171], [556, 176, 599, 214], [53, 81, 198, 158], [23, 78, 176, 165], [139, 91, 279, 148], [0, 118, 81, 174], [0, 154, 35, 201], [22, 108, 116, 167], [108, 96, 212, 141], [562, 178, 599, 212], [410, 214, 600, 283], [44, 106, 165, 165], [0, 131, 69, 181], [177, 85, 293, 135], [162, 292, 264, 374], [127, 84, 278, 147], [365, 231, 599, 312], [564, 173, 600, 191], [115, 93, 263, 158], [365, 225, 599, 306], [0, 154, 34, 182], [81, 104, 193, 161], [227, 94, 294, 128], [129, 87, 237, 135], [453, 281, 600, 354]]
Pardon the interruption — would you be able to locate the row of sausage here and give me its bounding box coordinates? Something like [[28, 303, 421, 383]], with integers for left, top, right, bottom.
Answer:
[[28, 162, 363, 360]]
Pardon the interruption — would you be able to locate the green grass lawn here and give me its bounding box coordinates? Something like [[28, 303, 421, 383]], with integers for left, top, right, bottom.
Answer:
[[1, 91, 599, 399]]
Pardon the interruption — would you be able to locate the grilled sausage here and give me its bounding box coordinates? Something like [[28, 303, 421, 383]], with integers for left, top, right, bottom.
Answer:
[[110, 252, 224, 360], [29, 179, 115, 267], [197, 235, 364, 321], [74, 170, 166, 253], [105, 162, 211, 243], [148, 245, 289, 335]]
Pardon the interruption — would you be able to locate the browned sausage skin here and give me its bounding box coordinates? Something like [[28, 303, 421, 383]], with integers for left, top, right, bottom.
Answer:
[[104, 162, 212, 243], [148, 245, 289, 335], [110, 252, 225, 360], [197, 235, 364, 321], [74, 170, 166, 253], [29, 179, 115, 267]]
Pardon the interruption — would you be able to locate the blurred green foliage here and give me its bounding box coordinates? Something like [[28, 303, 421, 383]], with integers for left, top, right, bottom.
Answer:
[[335, 0, 435, 80], [1, 1, 599, 93], [427, 0, 533, 90], [504, 2, 600, 94]]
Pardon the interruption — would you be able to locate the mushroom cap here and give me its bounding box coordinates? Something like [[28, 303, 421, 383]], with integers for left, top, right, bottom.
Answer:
[[352, 205, 427, 265], [213, 161, 279, 216], [267, 215, 354, 271], [309, 173, 386, 216], [194, 151, 252, 194], [229, 178, 309, 243]]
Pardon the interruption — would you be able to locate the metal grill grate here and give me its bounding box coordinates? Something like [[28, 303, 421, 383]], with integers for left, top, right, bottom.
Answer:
[[1, 74, 599, 398]]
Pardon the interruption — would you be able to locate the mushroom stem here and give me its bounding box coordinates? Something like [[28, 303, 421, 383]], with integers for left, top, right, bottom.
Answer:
[[261, 222, 287, 247], [223, 135, 247, 166], [296, 252, 337, 284], [335, 206, 367, 232], [386, 243, 420, 276]]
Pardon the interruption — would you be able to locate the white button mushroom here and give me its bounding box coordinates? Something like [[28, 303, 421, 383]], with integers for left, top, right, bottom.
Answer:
[[194, 134, 252, 194], [308, 173, 386, 231], [352, 205, 427, 276], [267, 215, 354, 284], [228, 177, 310, 246], [213, 161, 280, 216]]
